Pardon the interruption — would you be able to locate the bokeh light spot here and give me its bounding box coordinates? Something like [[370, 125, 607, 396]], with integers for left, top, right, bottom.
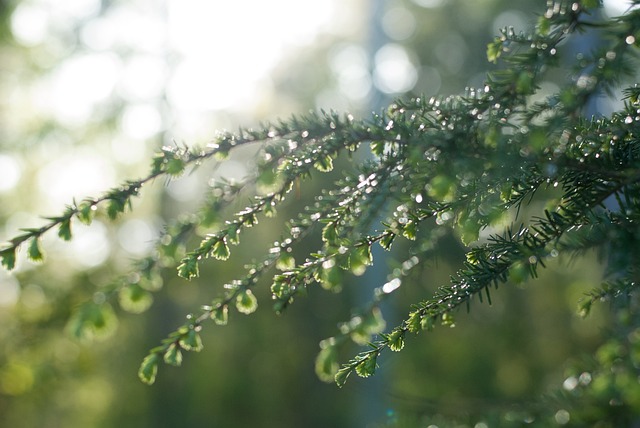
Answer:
[[166, 173, 205, 203], [373, 44, 418, 94], [382, 7, 417, 41], [0, 155, 22, 193], [120, 104, 163, 140], [166, 0, 335, 113], [411, 0, 446, 8], [329, 44, 372, 100], [119, 55, 168, 101], [68, 222, 111, 268], [42, 0, 101, 21], [37, 151, 116, 209], [10, 2, 49, 47], [603, 0, 640, 16], [44, 53, 121, 125], [0, 273, 20, 307], [117, 219, 157, 256]]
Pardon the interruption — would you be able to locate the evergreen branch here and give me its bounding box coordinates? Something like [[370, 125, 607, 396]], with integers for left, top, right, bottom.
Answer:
[[334, 178, 625, 385], [578, 278, 639, 318], [139, 151, 437, 385], [139, 205, 322, 384], [174, 114, 375, 280], [66, 179, 252, 339], [7, 3, 640, 417], [316, 231, 442, 382], [0, 111, 368, 272], [0, 142, 246, 270]]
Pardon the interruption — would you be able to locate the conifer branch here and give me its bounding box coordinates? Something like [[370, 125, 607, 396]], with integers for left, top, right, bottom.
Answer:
[[6, 1, 640, 406]]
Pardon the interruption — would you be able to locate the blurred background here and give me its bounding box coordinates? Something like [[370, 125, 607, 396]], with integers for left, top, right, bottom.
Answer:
[[0, 0, 633, 427]]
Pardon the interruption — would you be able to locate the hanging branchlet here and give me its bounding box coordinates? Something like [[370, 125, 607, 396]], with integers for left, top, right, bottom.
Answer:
[[174, 131, 354, 280], [139, 115, 444, 383], [139, 187, 341, 383], [315, 249, 429, 383], [578, 278, 638, 318], [333, 172, 636, 385], [0, 111, 354, 271], [0, 138, 244, 270], [65, 178, 257, 338]]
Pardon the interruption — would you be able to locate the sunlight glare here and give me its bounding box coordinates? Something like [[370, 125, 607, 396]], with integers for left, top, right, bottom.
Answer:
[[329, 44, 372, 101], [10, 2, 49, 47], [373, 44, 418, 94], [411, 0, 446, 8], [68, 221, 111, 268], [89, 4, 167, 52], [37, 151, 116, 209], [120, 104, 163, 140], [0, 155, 22, 193], [166, 0, 336, 111], [40, 0, 101, 21], [119, 55, 168, 101], [43, 53, 121, 126], [603, 0, 640, 15]]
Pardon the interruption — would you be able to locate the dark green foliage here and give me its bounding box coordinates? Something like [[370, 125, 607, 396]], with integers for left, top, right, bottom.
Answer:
[[0, 247, 15, 270], [3, 0, 640, 424]]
